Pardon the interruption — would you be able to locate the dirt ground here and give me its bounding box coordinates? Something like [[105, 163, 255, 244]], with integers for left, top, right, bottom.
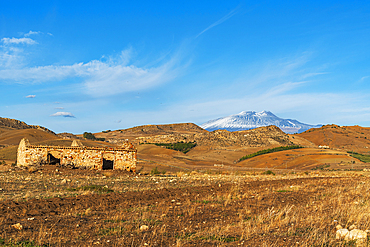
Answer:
[[0, 165, 369, 246]]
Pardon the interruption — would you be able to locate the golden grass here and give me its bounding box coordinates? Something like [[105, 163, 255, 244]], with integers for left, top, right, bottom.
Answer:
[[1, 169, 370, 246]]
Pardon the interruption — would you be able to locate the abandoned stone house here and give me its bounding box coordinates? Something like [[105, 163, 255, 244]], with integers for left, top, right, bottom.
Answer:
[[17, 138, 137, 171]]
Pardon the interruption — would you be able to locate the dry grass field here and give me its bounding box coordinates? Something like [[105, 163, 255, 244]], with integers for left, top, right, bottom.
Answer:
[[0, 164, 370, 246], [2, 119, 370, 246]]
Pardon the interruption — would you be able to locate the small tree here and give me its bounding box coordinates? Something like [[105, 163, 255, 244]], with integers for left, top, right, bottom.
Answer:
[[83, 132, 96, 140]]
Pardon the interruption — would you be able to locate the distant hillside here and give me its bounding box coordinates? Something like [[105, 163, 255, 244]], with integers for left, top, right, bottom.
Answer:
[[136, 125, 293, 148], [0, 117, 55, 134], [298, 124, 370, 153], [119, 123, 207, 135], [201, 111, 322, 134]]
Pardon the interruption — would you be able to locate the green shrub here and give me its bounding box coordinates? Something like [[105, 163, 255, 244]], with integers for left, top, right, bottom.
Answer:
[[83, 132, 96, 140], [239, 145, 303, 162], [83, 132, 105, 141], [152, 141, 197, 154], [347, 151, 370, 163], [262, 170, 275, 175], [150, 167, 161, 175], [67, 185, 113, 193]]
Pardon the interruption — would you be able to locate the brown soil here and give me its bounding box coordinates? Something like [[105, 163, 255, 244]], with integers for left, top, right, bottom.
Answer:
[[0, 167, 359, 246], [238, 148, 366, 170], [298, 124, 370, 154]]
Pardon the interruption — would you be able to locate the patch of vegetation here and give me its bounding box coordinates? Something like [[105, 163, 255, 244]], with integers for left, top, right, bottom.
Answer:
[[196, 235, 239, 242], [195, 200, 212, 204], [312, 164, 330, 170], [102, 130, 111, 133], [99, 226, 124, 236], [150, 167, 166, 175], [0, 237, 49, 247], [67, 185, 113, 193], [152, 141, 197, 153], [276, 190, 290, 192], [83, 132, 105, 141], [347, 151, 370, 163], [239, 145, 303, 162], [262, 170, 275, 175]]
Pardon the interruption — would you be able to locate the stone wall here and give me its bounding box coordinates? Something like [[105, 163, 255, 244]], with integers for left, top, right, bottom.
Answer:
[[17, 138, 137, 171]]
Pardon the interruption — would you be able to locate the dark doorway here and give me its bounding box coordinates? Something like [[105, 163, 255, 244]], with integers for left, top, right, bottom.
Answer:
[[102, 159, 114, 170], [47, 153, 60, 165]]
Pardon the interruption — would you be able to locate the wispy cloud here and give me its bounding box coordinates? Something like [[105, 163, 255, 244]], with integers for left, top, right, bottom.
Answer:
[[54, 107, 64, 109], [359, 76, 369, 82], [50, 112, 75, 118], [25, 95, 36, 98], [1, 37, 37, 45], [24, 31, 41, 37], [0, 48, 185, 96], [196, 7, 239, 38]]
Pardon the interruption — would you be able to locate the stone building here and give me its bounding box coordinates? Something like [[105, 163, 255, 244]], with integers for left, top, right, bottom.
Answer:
[[17, 138, 137, 171]]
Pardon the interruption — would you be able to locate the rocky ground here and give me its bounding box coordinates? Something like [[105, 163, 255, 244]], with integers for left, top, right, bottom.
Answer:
[[0, 165, 370, 246]]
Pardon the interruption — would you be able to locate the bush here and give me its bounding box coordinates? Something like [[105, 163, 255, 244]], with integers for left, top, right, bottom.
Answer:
[[83, 132, 96, 140], [347, 151, 370, 163], [239, 145, 303, 162], [83, 132, 105, 141], [262, 170, 275, 175], [153, 141, 197, 153], [150, 167, 166, 175]]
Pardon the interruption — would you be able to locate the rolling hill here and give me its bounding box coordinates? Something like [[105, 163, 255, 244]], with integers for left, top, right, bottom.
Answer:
[[1, 116, 369, 172]]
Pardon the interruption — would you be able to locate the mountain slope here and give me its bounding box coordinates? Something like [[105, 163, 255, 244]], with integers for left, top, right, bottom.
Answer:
[[298, 124, 370, 153], [0, 117, 58, 148], [201, 111, 322, 133], [0, 117, 55, 134]]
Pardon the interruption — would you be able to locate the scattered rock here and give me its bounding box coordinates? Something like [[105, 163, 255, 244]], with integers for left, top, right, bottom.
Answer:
[[345, 229, 367, 241], [12, 223, 23, 230], [28, 167, 38, 173], [336, 228, 349, 240], [61, 179, 67, 184], [349, 224, 357, 230], [140, 225, 149, 231], [85, 208, 92, 216]]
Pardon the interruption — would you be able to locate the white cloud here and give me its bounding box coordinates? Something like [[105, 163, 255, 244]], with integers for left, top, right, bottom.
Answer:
[[139, 90, 369, 128], [0, 48, 184, 96], [84, 58, 180, 96], [24, 31, 41, 37], [54, 107, 64, 109], [25, 95, 36, 98], [1, 37, 37, 45], [50, 112, 75, 118]]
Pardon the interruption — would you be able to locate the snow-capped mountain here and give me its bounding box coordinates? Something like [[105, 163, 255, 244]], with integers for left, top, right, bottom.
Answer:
[[200, 111, 322, 134]]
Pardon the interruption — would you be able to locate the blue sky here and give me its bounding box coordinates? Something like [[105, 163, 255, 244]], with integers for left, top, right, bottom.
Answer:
[[1, 1, 370, 133]]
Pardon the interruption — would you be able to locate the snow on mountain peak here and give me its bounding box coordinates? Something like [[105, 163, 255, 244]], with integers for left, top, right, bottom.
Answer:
[[200, 111, 322, 134]]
